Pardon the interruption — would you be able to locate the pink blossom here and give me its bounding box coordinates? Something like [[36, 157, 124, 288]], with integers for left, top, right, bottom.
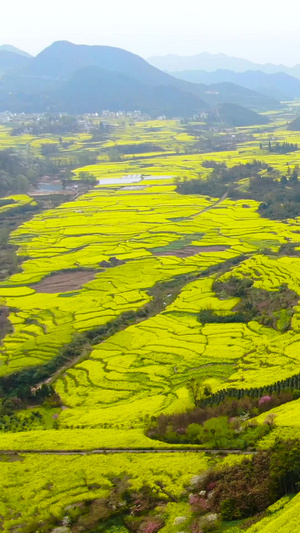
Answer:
[[259, 396, 272, 405], [189, 494, 211, 513], [207, 482, 217, 491]]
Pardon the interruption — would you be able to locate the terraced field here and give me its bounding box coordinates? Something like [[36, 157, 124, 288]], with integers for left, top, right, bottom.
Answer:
[[2, 115, 300, 532]]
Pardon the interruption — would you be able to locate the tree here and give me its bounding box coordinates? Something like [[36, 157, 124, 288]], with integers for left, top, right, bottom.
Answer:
[[188, 379, 212, 406], [107, 148, 122, 162], [78, 171, 97, 184]]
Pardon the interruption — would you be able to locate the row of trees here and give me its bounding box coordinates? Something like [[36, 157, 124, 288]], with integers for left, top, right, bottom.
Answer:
[[201, 375, 300, 407], [41, 145, 99, 167], [11, 114, 81, 136], [149, 413, 272, 449], [260, 140, 299, 154], [147, 391, 293, 448], [0, 410, 44, 433]]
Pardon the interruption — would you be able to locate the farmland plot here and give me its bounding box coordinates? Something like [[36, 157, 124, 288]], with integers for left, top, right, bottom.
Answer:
[[2, 117, 300, 531]]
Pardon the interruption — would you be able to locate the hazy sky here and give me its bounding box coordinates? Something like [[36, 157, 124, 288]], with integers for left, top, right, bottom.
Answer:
[[2, 0, 300, 65]]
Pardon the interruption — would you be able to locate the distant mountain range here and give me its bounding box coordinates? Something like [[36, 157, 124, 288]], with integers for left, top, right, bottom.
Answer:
[[0, 41, 280, 118], [148, 52, 300, 79], [169, 70, 300, 102]]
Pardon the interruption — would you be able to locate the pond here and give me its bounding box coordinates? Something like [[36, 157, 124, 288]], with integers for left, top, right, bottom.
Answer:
[[98, 174, 142, 185], [98, 175, 175, 186], [37, 182, 63, 192]]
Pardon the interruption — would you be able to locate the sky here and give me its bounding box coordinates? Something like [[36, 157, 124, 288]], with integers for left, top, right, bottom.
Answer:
[[2, 0, 300, 65]]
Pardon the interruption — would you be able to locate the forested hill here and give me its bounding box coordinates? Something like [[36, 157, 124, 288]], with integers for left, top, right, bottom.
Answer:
[[0, 41, 279, 116], [56, 66, 208, 116], [210, 103, 269, 126]]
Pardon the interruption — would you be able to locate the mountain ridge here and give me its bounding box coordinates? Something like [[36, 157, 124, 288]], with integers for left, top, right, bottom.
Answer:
[[148, 52, 300, 79], [0, 41, 280, 117], [0, 44, 32, 58], [169, 69, 300, 101]]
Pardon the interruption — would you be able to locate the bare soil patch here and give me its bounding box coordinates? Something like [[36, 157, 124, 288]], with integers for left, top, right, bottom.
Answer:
[[155, 245, 229, 258], [32, 269, 98, 293]]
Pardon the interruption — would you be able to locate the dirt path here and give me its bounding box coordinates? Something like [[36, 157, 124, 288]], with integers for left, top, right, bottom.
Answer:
[[190, 192, 228, 219], [0, 448, 255, 456]]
